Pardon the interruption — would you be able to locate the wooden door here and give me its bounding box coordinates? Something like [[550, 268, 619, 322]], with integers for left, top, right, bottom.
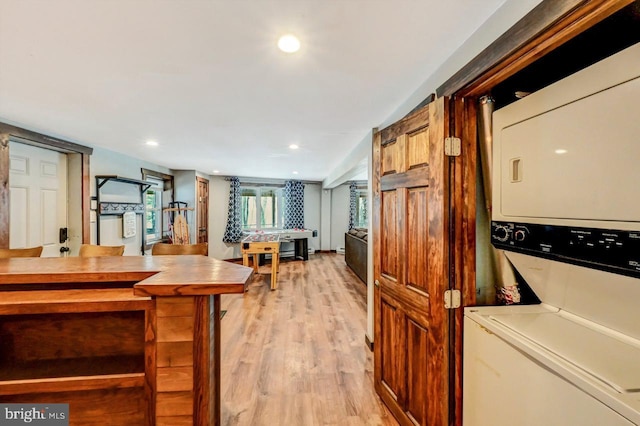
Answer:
[[196, 176, 209, 244], [373, 97, 450, 425], [9, 142, 68, 257]]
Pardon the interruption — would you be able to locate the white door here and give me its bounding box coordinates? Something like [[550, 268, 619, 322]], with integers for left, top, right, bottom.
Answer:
[[9, 142, 68, 257]]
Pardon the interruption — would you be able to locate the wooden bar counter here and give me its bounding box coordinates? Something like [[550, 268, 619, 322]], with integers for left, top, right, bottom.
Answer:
[[0, 255, 253, 426]]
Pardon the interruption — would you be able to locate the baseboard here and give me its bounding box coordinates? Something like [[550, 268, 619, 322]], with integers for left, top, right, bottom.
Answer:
[[365, 334, 374, 351]]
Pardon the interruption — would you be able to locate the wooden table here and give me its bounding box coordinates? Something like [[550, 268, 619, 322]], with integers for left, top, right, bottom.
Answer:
[[0, 255, 253, 426], [241, 234, 280, 290]]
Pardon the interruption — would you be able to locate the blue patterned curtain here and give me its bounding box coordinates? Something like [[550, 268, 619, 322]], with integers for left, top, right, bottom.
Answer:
[[283, 180, 305, 229], [223, 177, 243, 243], [348, 182, 357, 229]]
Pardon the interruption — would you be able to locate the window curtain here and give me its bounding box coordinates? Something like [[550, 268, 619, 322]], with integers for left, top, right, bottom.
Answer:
[[348, 182, 357, 229], [283, 180, 305, 229], [222, 177, 243, 243]]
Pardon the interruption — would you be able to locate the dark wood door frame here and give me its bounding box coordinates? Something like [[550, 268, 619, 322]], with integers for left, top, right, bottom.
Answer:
[[0, 122, 93, 248], [434, 1, 635, 424], [196, 176, 209, 244]]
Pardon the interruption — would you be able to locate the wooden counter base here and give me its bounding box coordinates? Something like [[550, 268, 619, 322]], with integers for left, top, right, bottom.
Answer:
[[0, 256, 253, 426]]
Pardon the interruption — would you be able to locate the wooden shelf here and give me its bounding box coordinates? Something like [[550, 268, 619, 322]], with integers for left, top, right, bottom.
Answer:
[[0, 288, 151, 315], [0, 355, 144, 384], [0, 371, 145, 396]]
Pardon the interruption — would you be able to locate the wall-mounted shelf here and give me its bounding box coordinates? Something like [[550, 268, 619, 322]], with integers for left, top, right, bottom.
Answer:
[[95, 175, 151, 254], [99, 202, 145, 215]]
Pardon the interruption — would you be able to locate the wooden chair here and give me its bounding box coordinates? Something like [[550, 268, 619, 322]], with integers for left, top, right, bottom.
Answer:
[[0, 246, 44, 258], [151, 242, 208, 256], [79, 244, 125, 257]]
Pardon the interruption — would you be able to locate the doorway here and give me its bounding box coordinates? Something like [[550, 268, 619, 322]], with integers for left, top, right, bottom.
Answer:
[[9, 142, 68, 257]]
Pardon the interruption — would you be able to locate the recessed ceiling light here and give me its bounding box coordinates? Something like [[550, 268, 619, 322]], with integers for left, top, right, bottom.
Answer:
[[146, 140, 158, 147], [555, 149, 568, 155], [213, 170, 220, 174], [292, 171, 299, 175], [289, 144, 299, 150], [278, 34, 300, 53]]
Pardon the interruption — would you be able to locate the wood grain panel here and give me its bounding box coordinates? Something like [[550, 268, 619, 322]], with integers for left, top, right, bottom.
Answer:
[[407, 128, 429, 170], [380, 107, 430, 143], [0, 289, 151, 315], [157, 297, 194, 317], [193, 295, 216, 426], [406, 317, 429, 425], [452, 95, 478, 426], [0, 373, 144, 395], [380, 299, 402, 402], [0, 311, 144, 361], [380, 167, 430, 192], [380, 190, 397, 280], [407, 187, 429, 294], [156, 416, 193, 426], [157, 341, 193, 367], [156, 316, 194, 342], [157, 366, 193, 392], [156, 391, 193, 416], [381, 140, 399, 176], [144, 298, 157, 426]]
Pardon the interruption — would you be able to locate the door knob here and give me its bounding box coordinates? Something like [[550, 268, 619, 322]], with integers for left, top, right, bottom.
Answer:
[[374, 279, 380, 287]]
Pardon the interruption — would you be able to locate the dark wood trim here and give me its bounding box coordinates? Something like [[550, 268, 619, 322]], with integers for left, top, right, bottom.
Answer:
[[82, 154, 91, 244], [0, 122, 94, 248], [0, 122, 93, 155], [193, 294, 220, 426], [379, 107, 430, 143], [144, 301, 157, 426], [380, 167, 430, 191], [438, 0, 633, 97], [365, 334, 373, 352], [450, 96, 478, 426], [0, 135, 9, 249]]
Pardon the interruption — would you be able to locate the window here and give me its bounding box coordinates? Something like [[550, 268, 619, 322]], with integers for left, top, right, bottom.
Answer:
[[355, 189, 368, 228], [241, 187, 283, 230], [145, 178, 163, 243]]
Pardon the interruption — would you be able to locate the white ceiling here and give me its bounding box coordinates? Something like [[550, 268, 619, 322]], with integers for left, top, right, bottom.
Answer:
[[0, 0, 507, 182]]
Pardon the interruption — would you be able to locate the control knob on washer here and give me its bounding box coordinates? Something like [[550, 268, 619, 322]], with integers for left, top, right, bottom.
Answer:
[[515, 229, 527, 242], [494, 225, 510, 242]]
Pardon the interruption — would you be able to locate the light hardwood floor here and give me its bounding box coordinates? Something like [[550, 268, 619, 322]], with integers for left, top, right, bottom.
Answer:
[[220, 253, 398, 426]]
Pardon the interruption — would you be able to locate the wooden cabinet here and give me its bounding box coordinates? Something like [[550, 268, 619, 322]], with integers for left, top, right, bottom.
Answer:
[[0, 289, 152, 425], [0, 256, 252, 425]]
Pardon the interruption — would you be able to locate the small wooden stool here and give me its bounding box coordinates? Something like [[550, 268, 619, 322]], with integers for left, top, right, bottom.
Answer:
[[241, 234, 280, 290]]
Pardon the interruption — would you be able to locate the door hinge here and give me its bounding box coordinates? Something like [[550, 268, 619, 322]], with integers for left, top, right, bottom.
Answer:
[[444, 289, 461, 309], [444, 137, 461, 157]]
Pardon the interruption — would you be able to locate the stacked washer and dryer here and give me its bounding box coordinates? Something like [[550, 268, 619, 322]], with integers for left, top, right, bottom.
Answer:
[[463, 43, 640, 425]]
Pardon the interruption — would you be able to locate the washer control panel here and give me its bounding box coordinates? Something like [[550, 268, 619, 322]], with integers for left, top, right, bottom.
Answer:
[[491, 221, 640, 278]]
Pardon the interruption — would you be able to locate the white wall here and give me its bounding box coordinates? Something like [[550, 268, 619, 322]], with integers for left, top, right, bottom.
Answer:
[[322, 0, 544, 190], [330, 184, 350, 251], [320, 188, 332, 250], [208, 176, 321, 260], [304, 183, 321, 252], [90, 146, 172, 256]]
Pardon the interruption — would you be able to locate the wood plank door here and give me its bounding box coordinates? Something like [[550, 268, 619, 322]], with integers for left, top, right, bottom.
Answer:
[[9, 142, 68, 257], [196, 176, 209, 244], [373, 97, 450, 426]]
